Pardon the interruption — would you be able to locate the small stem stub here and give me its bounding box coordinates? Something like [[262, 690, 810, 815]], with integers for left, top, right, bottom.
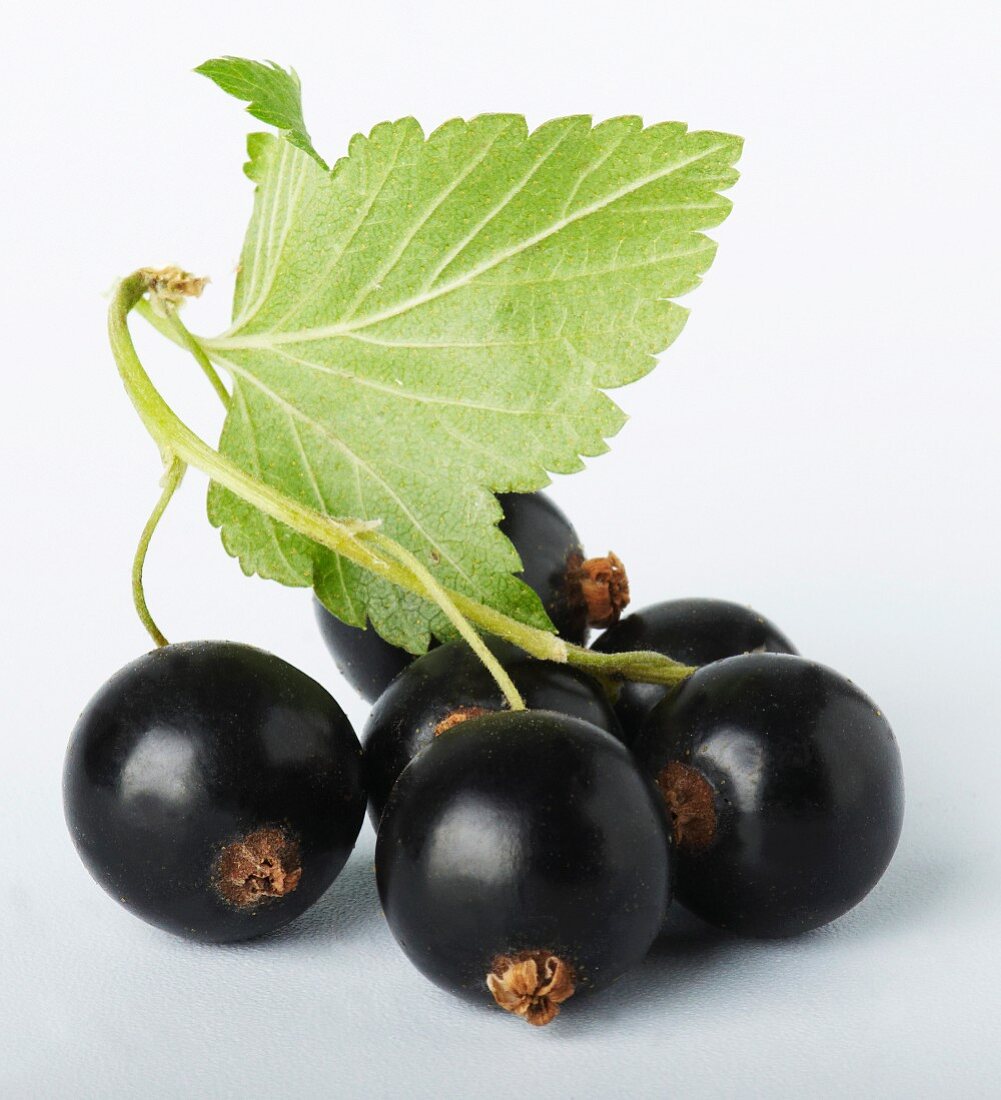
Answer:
[[215, 826, 302, 908], [486, 951, 575, 1026], [575, 552, 630, 628], [656, 762, 717, 853], [434, 706, 492, 736]]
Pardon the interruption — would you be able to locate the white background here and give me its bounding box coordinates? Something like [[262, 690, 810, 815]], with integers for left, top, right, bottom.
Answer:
[[2, 1, 999, 1096]]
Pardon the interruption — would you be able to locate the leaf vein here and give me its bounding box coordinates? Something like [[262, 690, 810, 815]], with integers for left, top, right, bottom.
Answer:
[[262, 126, 409, 335], [422, 120, 579, 291], [558, 123, 633, 217], [340, 120, 515, 323], [232, 140, 290, 330]]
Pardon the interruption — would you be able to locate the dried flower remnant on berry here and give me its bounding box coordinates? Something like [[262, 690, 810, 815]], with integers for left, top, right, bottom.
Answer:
[[487, 951, 575, 1026], [657, 761, 717, 852], [215, 826, 303, 907], [577, 553, 630, 628], [434, 705, 492, 736]]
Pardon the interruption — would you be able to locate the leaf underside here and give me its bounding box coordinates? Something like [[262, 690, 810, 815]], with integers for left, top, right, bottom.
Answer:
[[200, 110, 742, 652]]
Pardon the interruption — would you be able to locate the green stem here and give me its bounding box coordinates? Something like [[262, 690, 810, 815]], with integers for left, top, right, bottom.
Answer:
[[569, 644, 694, 687], [165, 309, 230, 407], [110, 270, 695, 689], [371, 533, 525, 711], [132, 455, 186, 647]]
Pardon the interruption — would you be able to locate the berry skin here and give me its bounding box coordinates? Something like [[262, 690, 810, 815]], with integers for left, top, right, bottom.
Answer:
[[63, 641, 366, 942], [591, 598, 796, 743], [633, 653, 904, 937], [315, 491, 624, 702], [361, 637, 623, 824], [376, 710, 672, 1025]]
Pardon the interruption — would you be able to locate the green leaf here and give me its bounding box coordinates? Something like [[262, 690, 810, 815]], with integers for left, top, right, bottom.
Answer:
[[195, 57, 327, 170], [200, 111, 741, 652]]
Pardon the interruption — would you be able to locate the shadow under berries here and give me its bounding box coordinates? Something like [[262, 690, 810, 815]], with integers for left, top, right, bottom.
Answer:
[[553, 841, 956, 1034]]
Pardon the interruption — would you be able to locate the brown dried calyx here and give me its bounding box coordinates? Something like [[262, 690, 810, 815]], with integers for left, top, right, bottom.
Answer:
[[486, 951, 575, 1027], [574, 552, 630, 628], [215, 826, 302, 908], [657, 762, 717, 853], [434, 706, 492, 736]]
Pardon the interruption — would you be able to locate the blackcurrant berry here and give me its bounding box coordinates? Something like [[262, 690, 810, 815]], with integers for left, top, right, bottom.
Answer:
[[361, 637, 623, 824], [634, 653, 904, 937], [376, 710, 672, 1025], [591, 598, 797, 743], [315, 491, 629, 701], [63, 641, 366, 942]]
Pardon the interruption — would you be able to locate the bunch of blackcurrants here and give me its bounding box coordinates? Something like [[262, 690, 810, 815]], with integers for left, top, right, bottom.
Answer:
[[64, 493, 904, 1027]]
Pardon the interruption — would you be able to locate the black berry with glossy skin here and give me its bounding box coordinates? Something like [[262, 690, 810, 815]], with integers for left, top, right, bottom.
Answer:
[[64, 641, 366, 942], [362, 637, 623, 824], [376, 710, 672, 1026], [633, 653, 903, 937], [315, 491, 628, 702], [592, 598, 796, 743]]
